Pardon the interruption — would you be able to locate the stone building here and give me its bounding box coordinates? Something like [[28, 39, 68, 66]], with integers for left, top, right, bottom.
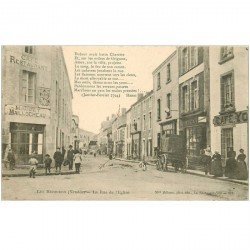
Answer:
[[98, 114, 116, 155], [2, 45, 73, 165], [71, 115, 79, 150], [116, 108, 126, 158], [178, 46, 210, 168], [209, 46, 248, 165], [125, 107, 132, 159], [153, 51, 179, 151], [130, 92, 153, 160]]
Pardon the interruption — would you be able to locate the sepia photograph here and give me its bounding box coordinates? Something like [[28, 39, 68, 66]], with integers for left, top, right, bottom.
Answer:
[[1, 45, 249, 200]]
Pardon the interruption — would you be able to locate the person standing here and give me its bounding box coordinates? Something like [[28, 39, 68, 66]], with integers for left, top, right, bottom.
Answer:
[[211, 151, 223, 177], [7, 148, 16, 170], [29, 154, 38, 178], [44, 154, 52, 175], [67, 145, 74, 170], [236, 149, 248, 180], [204, 146, 212, 175], [225, 151, 237, 179], [53, 147, 63, 173], [73, 150, 82, 174]]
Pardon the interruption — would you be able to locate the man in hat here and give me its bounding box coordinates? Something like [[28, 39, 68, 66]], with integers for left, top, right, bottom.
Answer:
[[53, 147, 63, 173], [67, 145, 74, 170]]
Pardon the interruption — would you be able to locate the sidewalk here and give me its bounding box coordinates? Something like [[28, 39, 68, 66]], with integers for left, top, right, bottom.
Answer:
[[2, 165, 77, 178], [115, 157, 249, 186]]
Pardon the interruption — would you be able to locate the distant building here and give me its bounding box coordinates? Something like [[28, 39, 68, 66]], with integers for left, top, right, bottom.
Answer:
[[71, 115, 79, 150], [78, 128, 96, 151], [98, 114, 116, 155], [125, 107, 132, 159], [2, 46, 73, 164], [130, 92, 153, 160], [116, 108, 127, 158], [210, 46, 248, 165], [153, 51, 179, 152]]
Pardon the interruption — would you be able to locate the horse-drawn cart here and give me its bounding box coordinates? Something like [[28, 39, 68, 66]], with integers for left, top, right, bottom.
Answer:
[[156, 134, 186, 172]]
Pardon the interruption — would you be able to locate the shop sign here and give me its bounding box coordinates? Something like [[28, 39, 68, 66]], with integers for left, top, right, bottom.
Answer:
[[213, 110, 248, 126], [182, 117, 198, 127], [9, 54, 48, 71], [5, 105, 50, 119]]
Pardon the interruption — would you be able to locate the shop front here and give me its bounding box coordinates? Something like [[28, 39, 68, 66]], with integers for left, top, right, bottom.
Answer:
[[131, 132, 141, 160], [10, 122, 45, 164], [181, 114, 208, 167], [213, 110, 248, 166], [3, 104, 51, 165]]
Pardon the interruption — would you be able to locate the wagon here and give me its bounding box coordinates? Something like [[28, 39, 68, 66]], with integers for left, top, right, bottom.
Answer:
[[156, 134, 186, 172]]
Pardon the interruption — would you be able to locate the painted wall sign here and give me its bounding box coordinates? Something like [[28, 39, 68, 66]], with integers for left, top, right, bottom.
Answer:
[[9, 54, 48, 71], [213, 110, 248, 126], [5, 105, 50, 119]]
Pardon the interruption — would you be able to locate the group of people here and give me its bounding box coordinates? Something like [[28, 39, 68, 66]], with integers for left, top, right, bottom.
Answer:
[[3, 145, 84, 178], [201, 147, 248, 180]]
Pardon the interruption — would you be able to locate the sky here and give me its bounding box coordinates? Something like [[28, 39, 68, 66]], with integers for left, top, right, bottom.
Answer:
[[63, 46, 176, 134]]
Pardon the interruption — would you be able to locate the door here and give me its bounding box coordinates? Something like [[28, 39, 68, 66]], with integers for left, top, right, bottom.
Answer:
[[221, 128, 234, 166]]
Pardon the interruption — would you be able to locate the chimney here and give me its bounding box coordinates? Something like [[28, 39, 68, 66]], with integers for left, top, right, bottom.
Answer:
[[137, 93, 143, 101], [106, 116, 109, 121]]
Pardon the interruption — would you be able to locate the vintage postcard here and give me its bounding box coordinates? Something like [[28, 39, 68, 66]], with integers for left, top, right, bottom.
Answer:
[[1, 45, 249, 200]]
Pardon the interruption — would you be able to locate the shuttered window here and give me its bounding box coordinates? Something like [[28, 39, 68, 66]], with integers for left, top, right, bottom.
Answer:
[[221, 71, 235, 112]]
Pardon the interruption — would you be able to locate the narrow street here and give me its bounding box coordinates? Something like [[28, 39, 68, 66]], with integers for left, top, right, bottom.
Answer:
[[2, 155, 248, 200]]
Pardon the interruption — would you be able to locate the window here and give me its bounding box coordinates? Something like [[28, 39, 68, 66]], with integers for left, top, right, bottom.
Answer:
[[167, 63, 171, 82], [220, 46, 234, 61], [190, 81, 198, 110], [143, 115, 146, 131], [56, 81, 59, 113], [149, 97, 152, 109], [182, 48, 189, 74], [157, 99, 161, 120], [182, 85, 189, 113], [25, 46, 34, 54], [149, 112, 152, 129], [163, 122, 176, 136], [21, 70, 36, 104], [186, 127, 200, 156], [166, 93, 171, 117], [221, 72, 234, 112], [190, 46, 198, 68], [157, 72, 161, 89]]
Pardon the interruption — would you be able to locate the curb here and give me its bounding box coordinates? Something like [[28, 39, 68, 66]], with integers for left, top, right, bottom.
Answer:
[[2, 171, 78, 178], [115, 158, 248, 186]]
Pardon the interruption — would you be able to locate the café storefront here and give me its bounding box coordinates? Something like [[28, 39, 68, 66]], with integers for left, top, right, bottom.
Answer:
[[213, 110, 248, 166], [3, 104, 51, 165], [180, 113, 208, 167]]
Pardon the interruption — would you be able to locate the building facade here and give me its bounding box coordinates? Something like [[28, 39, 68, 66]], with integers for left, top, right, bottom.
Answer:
[[78, 128, 96, 151], [210, 46, 248, 166], [125, 108, 132, 159], [178, 46, 210, 168], [130, 93, 153, 160], [2, 45, 73, 164], [71, 115, 79, 150], [153, 51, 179, 153]]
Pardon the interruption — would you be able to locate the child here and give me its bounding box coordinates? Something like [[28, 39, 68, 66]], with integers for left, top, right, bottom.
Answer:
[[29, 155, 38, 178], [73, 150, 82, 173], [139, 155, 147, 171], [44, 154, 52, 175]]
